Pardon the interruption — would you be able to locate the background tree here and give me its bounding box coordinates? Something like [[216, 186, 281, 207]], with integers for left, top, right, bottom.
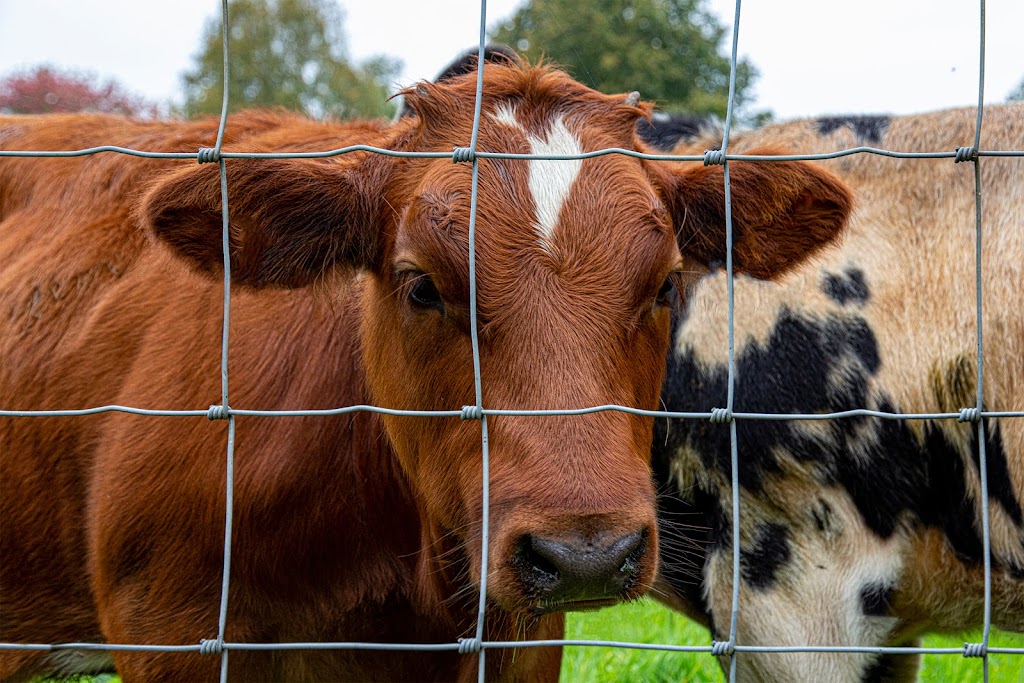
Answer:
[[182, 0, 400, 119], [1009, 76, 1024, 102], [0, 65, 159, 116], [492, 0, 764, 121]]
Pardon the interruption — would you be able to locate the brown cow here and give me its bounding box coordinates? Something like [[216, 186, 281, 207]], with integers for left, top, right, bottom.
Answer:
[[0, 62, 851, 681]]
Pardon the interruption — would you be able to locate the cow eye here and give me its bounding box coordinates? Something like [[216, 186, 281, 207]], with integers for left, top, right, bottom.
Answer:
[[408, 274, 445, 313], [654, 274, 677, 309]]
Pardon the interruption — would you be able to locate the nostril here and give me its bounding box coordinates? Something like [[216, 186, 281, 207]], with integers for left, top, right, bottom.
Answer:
[[515, 535, 562, 591], [615, 531, 646, 580], [513, 529, 648, 606]]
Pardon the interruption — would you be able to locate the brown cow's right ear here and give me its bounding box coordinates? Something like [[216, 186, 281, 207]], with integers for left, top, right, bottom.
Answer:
[[140, 156, 387, 288], [653, 148, 853, 279]]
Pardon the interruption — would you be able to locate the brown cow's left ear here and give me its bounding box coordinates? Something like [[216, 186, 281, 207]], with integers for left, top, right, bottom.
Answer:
[[140, 155, 388, 288], [654, 148, 853, 279]]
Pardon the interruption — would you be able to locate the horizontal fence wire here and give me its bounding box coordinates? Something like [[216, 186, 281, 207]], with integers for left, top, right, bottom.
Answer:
[[5, 406, 1024, 420], [2, 0, 1023, 681], [4, 146, 1023, 162], [5, 638, 1024, 656]]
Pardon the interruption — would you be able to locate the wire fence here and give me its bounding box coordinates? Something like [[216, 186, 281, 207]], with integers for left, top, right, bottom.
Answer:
[[1, 0, 1022, 682]]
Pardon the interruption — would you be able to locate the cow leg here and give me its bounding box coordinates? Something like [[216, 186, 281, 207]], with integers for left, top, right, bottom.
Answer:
[[97, 581, 222, 682], [0, 541, 107, 681], [0, 611, 109, 682], [0, 421, 108, 680], [88, 502, 228, 680], [0, 651, 48, 683]]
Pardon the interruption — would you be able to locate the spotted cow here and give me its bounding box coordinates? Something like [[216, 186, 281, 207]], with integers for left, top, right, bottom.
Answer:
[[0, 62, 851, 681], [652, 104, 1024, 681]]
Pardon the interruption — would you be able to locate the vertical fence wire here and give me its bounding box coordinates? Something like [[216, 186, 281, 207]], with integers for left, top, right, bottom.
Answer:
[[212, 0, 235, 680], [1, 0, 1023, 679], [464, 2, 492, 680], [718, 0, 742, 680], [969, 2, 992, 681]]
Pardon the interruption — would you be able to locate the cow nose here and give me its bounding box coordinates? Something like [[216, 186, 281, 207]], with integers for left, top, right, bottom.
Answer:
[[514, 530, 647, 608]]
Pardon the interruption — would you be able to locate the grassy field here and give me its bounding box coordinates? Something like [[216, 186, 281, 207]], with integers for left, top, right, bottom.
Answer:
[[562, 599, 1024, 682]]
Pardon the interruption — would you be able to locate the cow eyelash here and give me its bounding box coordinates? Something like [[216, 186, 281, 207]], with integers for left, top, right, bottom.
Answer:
[[401, 271, 445, 314], [656, 278, 674, 304], [654, 272, 682, 310]]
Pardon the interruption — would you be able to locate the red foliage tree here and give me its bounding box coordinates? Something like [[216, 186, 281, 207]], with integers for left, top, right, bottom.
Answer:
[[0, 65, 159, 117]]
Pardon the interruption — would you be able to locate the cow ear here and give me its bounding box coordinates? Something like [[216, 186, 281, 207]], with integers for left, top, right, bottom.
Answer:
[[140, 156, 388, 288], [656, 148, 853, 279]]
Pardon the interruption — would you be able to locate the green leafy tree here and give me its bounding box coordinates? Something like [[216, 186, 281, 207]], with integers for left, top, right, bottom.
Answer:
[[492, 0, 763, 121], [182, 0, 400, 119]]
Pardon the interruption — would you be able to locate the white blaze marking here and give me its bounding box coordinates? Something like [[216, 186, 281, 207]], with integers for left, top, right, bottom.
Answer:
[[526, 116, 583, 244], [490, 102, 520, 129], [487, 105, 584, 247]]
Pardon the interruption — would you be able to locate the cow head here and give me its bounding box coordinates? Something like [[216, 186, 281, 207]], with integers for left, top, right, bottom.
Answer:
[[140, 63, 851, 616]]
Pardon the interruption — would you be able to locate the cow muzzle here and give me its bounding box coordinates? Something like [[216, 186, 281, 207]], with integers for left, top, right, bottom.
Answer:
[[513, 528, 649, 612]]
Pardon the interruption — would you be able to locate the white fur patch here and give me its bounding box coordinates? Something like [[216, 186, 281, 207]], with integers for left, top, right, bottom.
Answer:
[[487, 105, 584, 247], [490, 102, 520, 129], [526, 116, 583, 244], [44, 649, 116, 677]]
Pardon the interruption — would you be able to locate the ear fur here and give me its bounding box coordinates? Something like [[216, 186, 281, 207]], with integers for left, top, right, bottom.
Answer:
[[656, 147, 853, 279], [140, 156, 388, 288]]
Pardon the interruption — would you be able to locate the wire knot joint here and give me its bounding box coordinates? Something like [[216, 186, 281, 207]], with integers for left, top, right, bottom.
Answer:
[[954, 146, 977, 163], [199, 638, 224, 655], [958, 407, 981, 423], [452, 147, 476, 163], [711, 640, 735, 656], [458, 637, 482, 654], [963, 641, 987, 658], [197, 147, 222, 164], [460, 405, 483, 421], [208, 404, 231, 421], [710, 407, 733, 424], [703, 149, 725, 166]]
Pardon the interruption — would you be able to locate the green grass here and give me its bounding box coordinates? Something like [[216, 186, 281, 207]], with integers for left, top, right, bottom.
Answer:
[[561, 598, 720, 682], [561, 599, 1024, 682]]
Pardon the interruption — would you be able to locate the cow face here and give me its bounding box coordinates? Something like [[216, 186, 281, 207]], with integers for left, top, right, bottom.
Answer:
[[142, 63, 851, 615], [658, 266, 930, 682], [660, 267, 985, 682]]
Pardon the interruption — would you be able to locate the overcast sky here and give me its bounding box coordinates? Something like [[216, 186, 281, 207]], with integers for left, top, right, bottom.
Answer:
[[1, 0, 1021, 120]]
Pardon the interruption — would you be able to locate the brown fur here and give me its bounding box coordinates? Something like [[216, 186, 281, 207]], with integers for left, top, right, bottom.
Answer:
[[0, 63, 849, 681]]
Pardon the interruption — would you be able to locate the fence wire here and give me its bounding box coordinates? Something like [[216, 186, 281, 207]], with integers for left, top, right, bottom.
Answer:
[[1, 0, 1023, 682]]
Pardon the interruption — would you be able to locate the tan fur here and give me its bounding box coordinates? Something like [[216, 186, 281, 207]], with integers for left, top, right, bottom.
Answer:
[[666, 104, 1023, 681]]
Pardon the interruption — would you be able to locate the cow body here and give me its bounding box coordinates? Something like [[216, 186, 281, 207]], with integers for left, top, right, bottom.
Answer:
[[0, 63, 850, 682], [0, 113, 497, 682], [653, 104, 1024, 681]]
